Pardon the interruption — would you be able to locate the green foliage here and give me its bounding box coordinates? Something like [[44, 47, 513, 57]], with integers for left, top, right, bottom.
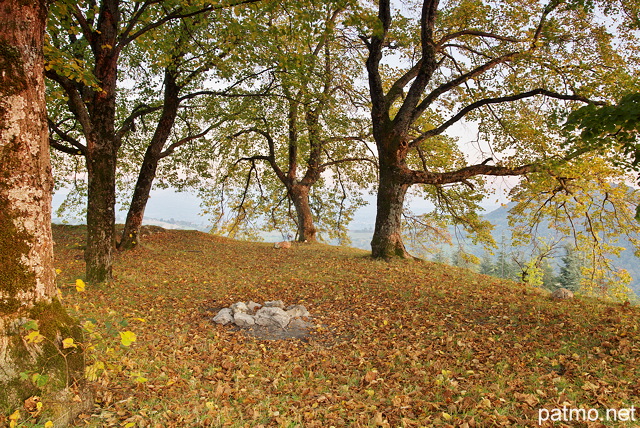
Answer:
[[564, 93, 640, 173], [507, 157, 640, 301], [558, 245, 583, 291], [197, 0, 376, 242]]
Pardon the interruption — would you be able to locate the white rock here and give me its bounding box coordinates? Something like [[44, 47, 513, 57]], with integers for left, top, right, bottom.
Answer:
[[286, 304, 310, 318], [234, 312, 256, 328], [264, 300, 285, 309], [247, 301, 262, 312], [274, 241, 292, 249], [213, 308, 234, 325], [255, 307, 290, 329], [551, 288, 574, 300], [231, 301, 249, 314]]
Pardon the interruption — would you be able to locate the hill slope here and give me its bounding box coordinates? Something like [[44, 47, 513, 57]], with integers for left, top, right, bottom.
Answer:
[[51, 225, 640, 427]]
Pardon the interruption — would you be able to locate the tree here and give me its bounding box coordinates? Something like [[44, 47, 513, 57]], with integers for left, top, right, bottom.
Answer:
[[208, 0, 375, 242], [558, 245, 583, 291], [45, 0, 261, 281], [357, 0, 636, 258], [0, 0, 86, 418]]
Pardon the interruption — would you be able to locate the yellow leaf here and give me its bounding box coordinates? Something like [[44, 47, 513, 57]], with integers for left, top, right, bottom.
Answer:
[[24, 330, 45, 344], [55, 268, 62, 275], [442, 412, 452, 421], [62, 337, 77, 349], [75, 279, 86, 292], [124, 423, 135, 428], [45, 422, 54, 428], [9, 410, 20, 428], [120, 331, 137, 347]]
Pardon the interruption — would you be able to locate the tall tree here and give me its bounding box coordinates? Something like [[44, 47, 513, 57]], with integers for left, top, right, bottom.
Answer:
[[45, 0, 260, 281], [358, 0, 637, 258], [208, 0, 375, 242], [0, 0, 85, 418]]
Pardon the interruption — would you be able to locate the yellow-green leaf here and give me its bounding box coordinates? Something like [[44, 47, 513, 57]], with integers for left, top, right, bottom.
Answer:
[[120, 331, 137, 347], [24, 330, 45, 344], [62, 337, 77, 349]]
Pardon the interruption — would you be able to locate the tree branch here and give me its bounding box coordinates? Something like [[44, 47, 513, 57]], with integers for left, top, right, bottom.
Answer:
[[437, 30, 521, 47], [45, 70, 94, 139], [412, 51, 519, 122], [159, 124, 215, 159], [116, 103, 164, 141], [48, 118, 87, 155], [410, 89, 606, 147]]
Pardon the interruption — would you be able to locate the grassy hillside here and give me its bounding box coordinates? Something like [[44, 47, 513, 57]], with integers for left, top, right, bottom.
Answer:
[[48, 225, 640, 427]]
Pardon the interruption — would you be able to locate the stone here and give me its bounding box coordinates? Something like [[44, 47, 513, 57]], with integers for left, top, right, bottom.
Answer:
[[247, 301, 262, 312], [234, 312, 256, 328], [551, 288, 574, 300], [255, 307, 291, 329], [231, 301, 249, 314], [213, 308, 234, 325], [274, 241, 292, 249], [264, 300, 285, 309], [286, 304, 310, 318]]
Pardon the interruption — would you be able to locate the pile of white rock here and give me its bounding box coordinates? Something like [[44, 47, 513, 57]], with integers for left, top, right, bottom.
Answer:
[[212, 300, 312, 329]]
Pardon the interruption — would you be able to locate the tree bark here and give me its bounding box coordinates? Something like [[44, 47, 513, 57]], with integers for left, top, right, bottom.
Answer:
[[0, 0, 88, 420], [118, 70, 180, 250], [289, 184, 317, 242], [84, 146, 117, 282], [77, 0, 121, 282], [370, 161, 412, 258]]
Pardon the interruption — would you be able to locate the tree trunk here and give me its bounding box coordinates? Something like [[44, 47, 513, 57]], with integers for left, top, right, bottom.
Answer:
[[82, 0, 121, 283], [118, 165, 153, 250], [84, 147, 117, 282], [119, 70, 180, 250], [290, 184, 317, 242], [0, 1, 88, 421], [370, 164, 412, 258]]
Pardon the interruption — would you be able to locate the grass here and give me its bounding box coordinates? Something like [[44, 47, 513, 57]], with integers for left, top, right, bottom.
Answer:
[[50, 224, 640, 427]]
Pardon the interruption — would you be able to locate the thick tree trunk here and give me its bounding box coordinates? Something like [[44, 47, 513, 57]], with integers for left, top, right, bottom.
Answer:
[[0, 1, 88, 421], [290, 184, 317, 242], [370, 164, 412, 258], [85, 147, 117, 282], [82, 1, 121, 282]]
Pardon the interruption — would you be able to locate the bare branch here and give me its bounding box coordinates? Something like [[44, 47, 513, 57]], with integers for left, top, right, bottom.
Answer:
[[410, 89, 606, 147], [437, 30, 521, 47], [159, 124, 215, 159], [412, 51, 519, 122], [48, 118, 86, 155]]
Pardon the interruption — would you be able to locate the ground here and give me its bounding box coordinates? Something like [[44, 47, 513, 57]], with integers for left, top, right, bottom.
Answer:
[[39, 225, 640, 427]]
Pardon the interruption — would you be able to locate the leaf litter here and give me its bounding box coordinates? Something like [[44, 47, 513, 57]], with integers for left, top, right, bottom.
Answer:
[[51, 225, 640, 427]]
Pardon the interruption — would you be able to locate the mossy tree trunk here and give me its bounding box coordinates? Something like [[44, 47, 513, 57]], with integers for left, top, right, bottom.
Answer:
[[0, 0, 87, 422]]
